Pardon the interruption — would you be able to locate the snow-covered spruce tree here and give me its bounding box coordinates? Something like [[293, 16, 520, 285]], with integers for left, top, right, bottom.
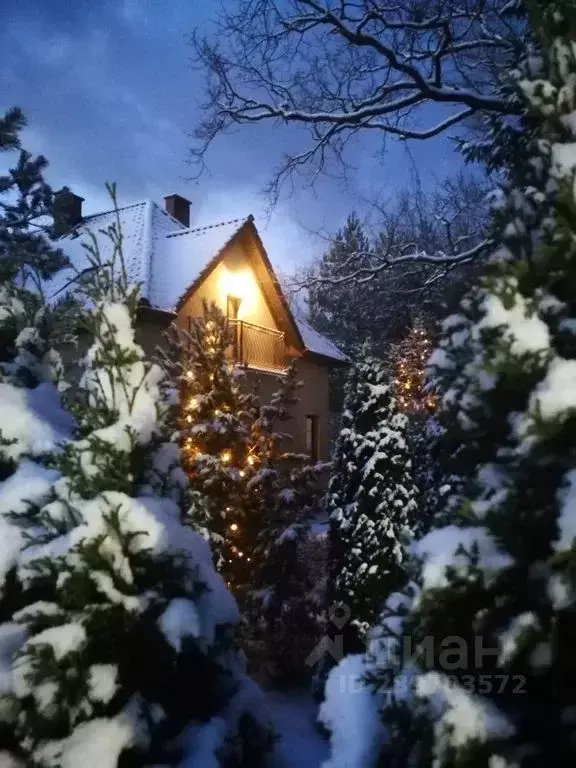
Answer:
[[0, 189, 273, 767], [181, 301, 261, 587], [0, 108, 74, 764], [0, 105, 71, 470], [368, 4, 576, 766], [328, 353, 418, 653], [243, 365, 327, 683]]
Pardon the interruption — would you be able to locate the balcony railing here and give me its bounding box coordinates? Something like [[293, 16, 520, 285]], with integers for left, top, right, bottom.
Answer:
[[228, 319, 287, 373]]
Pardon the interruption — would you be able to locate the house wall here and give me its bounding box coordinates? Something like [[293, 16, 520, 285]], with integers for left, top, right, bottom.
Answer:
[[246, 355, 331, 462], [177, 242, 278, 331]]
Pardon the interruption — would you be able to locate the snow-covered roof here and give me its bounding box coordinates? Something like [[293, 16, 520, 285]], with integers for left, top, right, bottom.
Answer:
[[52, 199, 347, 363], [296, 319, 349, 363], [154, 217, 250, 310]]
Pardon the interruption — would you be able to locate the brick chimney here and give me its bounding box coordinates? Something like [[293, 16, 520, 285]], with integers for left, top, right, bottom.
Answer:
[[52, 187, 84, 236], [164, 193, 191, 228]]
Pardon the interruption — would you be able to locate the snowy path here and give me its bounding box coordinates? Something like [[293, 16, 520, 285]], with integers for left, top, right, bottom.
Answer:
[[267, 688, 329, 767]]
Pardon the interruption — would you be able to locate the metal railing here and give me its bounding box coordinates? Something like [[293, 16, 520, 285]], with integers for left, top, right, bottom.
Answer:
[[228, 319, 287, 373]]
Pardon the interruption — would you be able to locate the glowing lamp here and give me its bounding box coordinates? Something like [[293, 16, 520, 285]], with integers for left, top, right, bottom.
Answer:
[[230, 523, 239, 532], [221, 450, 232, 464], [219, 266, 257, 317]]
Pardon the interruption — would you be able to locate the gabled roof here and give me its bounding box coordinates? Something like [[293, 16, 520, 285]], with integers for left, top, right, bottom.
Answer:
[[155, 217, 251, 310], [52, 199, 348, 364]]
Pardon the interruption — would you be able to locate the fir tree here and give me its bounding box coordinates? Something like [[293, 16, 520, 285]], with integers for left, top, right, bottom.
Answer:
[[372, 3, 576, 765], [307, 213, 376, 358], [180, 301, 261, 588], [0, 108, 73, 763], [393, 316, 436, 415], [0, 189, 272, 766], [328, 354, 418, 650], [244, 366, 326, 683]]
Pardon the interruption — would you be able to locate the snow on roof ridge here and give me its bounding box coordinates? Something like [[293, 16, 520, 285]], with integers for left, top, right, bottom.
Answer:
[[81, 198, 149, 222], [165, 215, 252, 239], [81, 198, 187, 229]]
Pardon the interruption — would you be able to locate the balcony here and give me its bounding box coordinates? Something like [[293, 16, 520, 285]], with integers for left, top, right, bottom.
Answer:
[[228, 319, 287, 374]]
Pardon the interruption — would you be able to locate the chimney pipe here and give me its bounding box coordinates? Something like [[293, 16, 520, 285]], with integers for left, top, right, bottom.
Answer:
[[164, 193, 191, 228], [52, 187, 84, 236]]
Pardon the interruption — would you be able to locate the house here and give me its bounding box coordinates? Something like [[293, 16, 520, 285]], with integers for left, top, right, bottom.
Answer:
[[51, 191, 348, 461]]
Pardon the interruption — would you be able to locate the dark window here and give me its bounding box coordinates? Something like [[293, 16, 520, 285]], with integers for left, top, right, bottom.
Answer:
[[305, 415, 319, 461]]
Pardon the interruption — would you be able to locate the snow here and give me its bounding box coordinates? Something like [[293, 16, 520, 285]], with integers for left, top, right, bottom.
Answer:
[[555, 469, 576, 552], [268, 688, 329, 768], [478, 288, 550, 357], [528, 357, 576, 424], [159, 598, 201, 653], [0, 462, 58, 588], [417, 672, 514, 756], [548, 573, 572, 609], [0, 382, 73, 461], [35, 682, 59, 715], [155, 217, 250, 310], [297, 320, 349, 363], [88, 664, 118, 704], [0, 753, 22, 767], [413, 525, 513, 590], [33, 708, 138, 768], [24, 623, 86, 662], [497, 612, 538, 666], [0, 623, 26, 695], [179, 717, 228, 768], [81, 302, 164, 446], [319, 655, 386, 768]]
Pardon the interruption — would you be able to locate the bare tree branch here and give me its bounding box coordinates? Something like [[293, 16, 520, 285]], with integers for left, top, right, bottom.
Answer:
[[190, 0, 528, 202]]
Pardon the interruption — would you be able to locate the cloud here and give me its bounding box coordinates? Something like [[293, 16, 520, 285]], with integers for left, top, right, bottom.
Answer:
[[193, 185, 322, 275]]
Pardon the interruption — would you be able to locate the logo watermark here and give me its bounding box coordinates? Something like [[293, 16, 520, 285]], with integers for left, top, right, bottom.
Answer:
[[306, 603, 527, 695]]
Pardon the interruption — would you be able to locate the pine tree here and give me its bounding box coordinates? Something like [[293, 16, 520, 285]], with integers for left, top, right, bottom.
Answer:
[[372, 3, 576, 765], [0, 189, 272, 766], [328, 354, 418, 651]]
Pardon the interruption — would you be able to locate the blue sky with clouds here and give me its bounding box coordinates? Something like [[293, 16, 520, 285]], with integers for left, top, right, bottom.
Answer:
[[1, 0, 462, 272]]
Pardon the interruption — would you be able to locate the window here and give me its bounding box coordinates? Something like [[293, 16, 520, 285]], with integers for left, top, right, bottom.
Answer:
[[305, 415, 319, 461]]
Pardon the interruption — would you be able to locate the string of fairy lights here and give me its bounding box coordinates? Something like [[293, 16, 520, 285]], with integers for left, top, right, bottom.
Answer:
[[183, 359, 260, 579], [395, 322, 437, 413]]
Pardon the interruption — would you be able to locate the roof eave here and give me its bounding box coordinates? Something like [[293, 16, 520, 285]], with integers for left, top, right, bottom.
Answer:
[[303, 349, 351, 367]]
